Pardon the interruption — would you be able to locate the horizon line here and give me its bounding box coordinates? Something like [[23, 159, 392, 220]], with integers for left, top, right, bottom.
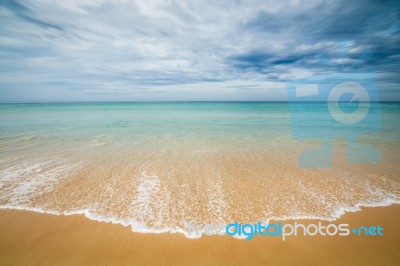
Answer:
[[0, 100, 399, 104]]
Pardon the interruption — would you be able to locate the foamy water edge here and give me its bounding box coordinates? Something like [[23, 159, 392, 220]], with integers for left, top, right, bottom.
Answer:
[[1, 199, 399, 239]]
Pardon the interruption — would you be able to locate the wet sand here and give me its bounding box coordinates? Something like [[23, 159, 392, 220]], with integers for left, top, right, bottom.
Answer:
[[0, 205, 399, 265]]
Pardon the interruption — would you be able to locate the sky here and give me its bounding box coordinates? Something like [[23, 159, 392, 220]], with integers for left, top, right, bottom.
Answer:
[[0, 0, 399, 102]]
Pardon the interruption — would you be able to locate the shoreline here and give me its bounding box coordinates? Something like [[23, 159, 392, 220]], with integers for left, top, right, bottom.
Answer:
[[1, 204, 400, 265], [1, 198, 399, 238]]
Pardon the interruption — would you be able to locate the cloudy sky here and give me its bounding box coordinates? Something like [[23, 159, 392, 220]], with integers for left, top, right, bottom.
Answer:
[[0, 0, 399, 102]]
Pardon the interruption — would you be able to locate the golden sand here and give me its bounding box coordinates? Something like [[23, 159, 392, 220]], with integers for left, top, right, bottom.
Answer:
[[0, 205, 399, 265], [2, 148, 399, 232]]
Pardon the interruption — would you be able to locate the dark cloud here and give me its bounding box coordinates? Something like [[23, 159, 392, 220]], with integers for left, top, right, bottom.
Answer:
[[228, 0, 400, 82]]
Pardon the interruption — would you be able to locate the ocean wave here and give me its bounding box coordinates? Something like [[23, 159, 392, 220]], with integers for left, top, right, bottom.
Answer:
[[1, 155, 399, 239], [0, 198, 399, 239]]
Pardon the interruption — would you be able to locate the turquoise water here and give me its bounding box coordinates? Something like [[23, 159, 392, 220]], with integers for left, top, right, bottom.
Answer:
[[1, 102, 399, 152]]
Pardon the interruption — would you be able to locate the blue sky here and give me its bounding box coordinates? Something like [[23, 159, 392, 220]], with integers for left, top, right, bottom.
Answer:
[[0, 0, 399, 102]]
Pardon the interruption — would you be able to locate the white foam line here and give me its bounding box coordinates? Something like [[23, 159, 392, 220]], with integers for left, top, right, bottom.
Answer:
[[1, 198, 399, 239], [0, 204, 197, 238]]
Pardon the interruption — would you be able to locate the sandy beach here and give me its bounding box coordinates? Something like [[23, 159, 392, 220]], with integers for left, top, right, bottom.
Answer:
[[1, 205, 399, 265]]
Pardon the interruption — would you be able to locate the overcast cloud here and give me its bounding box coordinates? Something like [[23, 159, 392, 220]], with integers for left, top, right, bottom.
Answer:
[[0, 0, 399, 101]]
